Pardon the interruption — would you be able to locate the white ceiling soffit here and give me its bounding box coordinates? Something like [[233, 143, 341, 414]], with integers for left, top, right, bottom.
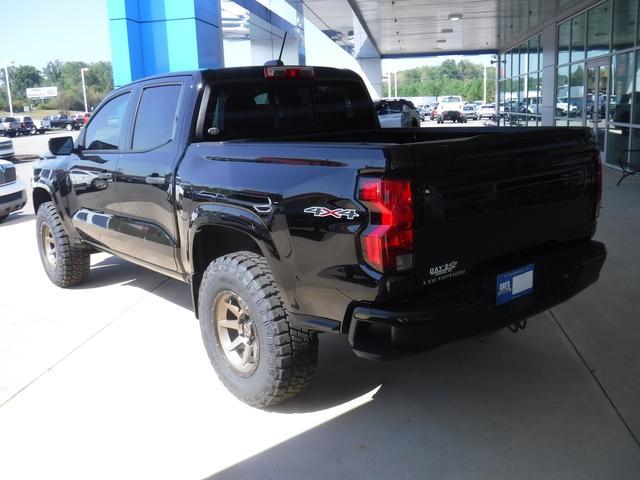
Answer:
[[300, 0, 589, 57]]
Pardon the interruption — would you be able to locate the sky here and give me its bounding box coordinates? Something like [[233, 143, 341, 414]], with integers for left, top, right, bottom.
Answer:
[[2, 0, 112, 68], [0, 0, 490, 72]]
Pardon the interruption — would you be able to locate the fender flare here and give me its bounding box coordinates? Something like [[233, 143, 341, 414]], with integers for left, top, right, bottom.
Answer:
[[32, 176, 81, 245], [187, 203, 297, 316]]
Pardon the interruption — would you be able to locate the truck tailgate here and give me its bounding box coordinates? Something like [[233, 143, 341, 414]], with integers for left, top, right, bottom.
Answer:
[[410, 128, 598, 289]]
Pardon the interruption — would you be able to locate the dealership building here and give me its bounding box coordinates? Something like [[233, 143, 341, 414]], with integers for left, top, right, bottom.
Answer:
[[108, 0, 640, 169]]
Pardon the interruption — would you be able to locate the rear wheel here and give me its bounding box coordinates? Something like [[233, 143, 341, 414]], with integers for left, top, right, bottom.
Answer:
[[65, 123, 73, 131], [198, 251, 318, 407], [36, 202, 90, 287]]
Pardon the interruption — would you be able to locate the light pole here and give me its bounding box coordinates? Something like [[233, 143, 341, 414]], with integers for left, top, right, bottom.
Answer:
[[483, 65, 488, 104], [3, 61, 14, 116], [394, 70, 398, 98], [80, 67, 89, 113]]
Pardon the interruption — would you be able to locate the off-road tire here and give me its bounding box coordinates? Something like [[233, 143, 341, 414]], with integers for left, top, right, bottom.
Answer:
[[36, 202, 90, 287], [198, 251, 318, 408]]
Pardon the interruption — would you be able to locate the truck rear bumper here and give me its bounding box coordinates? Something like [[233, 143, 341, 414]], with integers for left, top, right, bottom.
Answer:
[[347, 240, 606, 360]]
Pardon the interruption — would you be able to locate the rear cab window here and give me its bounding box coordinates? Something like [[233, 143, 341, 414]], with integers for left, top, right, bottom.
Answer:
[[131, 84, 182, 151], [203, 79, 376, 139]]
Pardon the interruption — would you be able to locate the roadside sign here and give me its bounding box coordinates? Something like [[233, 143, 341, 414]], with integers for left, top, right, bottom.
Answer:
[[26, 86, 58, 99]]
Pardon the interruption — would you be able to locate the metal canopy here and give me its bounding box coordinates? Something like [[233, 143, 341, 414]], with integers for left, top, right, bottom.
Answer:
[[300, 0, 588, 57]]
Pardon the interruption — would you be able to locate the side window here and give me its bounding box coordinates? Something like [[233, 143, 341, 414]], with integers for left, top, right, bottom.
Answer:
[[132, 84, 182, 151], [84, 93, 131, 151]]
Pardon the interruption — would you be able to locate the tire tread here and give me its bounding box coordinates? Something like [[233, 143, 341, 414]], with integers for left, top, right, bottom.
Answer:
[[199, 251, 318, 407]]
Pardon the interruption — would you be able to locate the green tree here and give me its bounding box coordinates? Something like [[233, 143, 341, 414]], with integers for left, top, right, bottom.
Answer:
[[11, 65, 43, 98], [389, 60, 496, 103], [59, 61, 89, 91], [85, 61, 114, 94], [42, 60, 64, 84]]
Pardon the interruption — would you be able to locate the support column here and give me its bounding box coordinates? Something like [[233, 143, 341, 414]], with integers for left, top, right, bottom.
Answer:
[[353, 17, 382, 98], [108, 0, 223, 86], [541, 23, 558, 126]]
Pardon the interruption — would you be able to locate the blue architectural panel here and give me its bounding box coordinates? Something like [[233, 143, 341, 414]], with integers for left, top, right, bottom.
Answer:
[[108, 0, 222, 85]]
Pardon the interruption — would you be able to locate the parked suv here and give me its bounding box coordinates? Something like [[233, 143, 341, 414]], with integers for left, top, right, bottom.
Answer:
[[463, 104, 478, 120], [479, 103, 496, 120]]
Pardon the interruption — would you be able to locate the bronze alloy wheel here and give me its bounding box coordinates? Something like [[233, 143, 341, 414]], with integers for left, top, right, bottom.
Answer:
[[41, 222, 57, 268], [213, 290, 259, 376]]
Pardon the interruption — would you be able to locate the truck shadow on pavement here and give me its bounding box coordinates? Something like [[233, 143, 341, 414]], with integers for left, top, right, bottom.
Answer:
[[73, 255, 194, 312], [206, 315, 640, 480]]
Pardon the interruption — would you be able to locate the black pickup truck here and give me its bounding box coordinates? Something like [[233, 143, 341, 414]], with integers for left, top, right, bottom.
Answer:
[[32, 66, 606, 407], [40, 114, 82, 132]]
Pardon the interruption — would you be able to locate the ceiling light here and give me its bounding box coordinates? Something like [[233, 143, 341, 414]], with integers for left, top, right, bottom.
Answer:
[[436, 39, 447, 43], [441, 28, 453, 33], [448, 13, 463, 21]]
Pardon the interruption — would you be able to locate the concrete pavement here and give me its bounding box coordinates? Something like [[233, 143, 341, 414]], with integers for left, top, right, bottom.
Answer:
[[0, 152, 639, 479]]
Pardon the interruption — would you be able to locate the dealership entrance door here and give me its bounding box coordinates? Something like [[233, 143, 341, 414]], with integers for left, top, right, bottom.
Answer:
[[586, 60, 609, 157]]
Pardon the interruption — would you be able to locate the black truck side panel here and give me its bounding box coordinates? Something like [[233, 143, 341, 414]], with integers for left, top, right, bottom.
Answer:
[[176, 142, 393, 322]]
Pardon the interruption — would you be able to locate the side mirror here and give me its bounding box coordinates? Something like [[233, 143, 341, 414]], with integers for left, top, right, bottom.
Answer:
[[48, 136, 75, 156]]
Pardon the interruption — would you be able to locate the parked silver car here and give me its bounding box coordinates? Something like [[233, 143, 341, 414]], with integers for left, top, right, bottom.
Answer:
[[0, 158, 27, 223], [0, 138, 15, 159]]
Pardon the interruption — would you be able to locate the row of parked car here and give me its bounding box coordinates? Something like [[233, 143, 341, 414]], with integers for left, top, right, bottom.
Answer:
[[0, 113, 90, 137], [376, 97, 506, 126]]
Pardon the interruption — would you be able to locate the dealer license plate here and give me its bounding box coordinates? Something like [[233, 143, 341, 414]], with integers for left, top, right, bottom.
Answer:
[[496, 264, 534, 306]]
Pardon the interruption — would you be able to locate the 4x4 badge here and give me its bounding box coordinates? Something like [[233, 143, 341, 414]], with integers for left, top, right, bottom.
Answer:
[[304, 206, 359, 220]]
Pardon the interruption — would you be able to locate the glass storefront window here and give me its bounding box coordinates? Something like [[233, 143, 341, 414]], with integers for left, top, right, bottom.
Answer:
[[629, 129, 640, 168], [606, 124, 630, 166], [500, 34, 542, 127], [613, 0, 636, 51], [527, 73, 540, 116], [569, 63, 585, 126], [587, 1, 611, 59], [529, 37, 539, 72], [559, 21, 571, 65], [520, 42, 528, 75], [634, 51, 640, 123], [571, 13, 586, 63], [557, 65, 570, 126], [611, 52, 634, 124]]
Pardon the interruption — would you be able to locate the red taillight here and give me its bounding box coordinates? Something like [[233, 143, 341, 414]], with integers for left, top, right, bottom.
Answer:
[[263, 66, 315, 79], [594, 153, 602, 218], [357, 177, 414, 272]]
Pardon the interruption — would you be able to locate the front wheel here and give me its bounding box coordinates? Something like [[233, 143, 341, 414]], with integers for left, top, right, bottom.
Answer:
[[198, 252, 318, 407], [36, 202, 90, 287]]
